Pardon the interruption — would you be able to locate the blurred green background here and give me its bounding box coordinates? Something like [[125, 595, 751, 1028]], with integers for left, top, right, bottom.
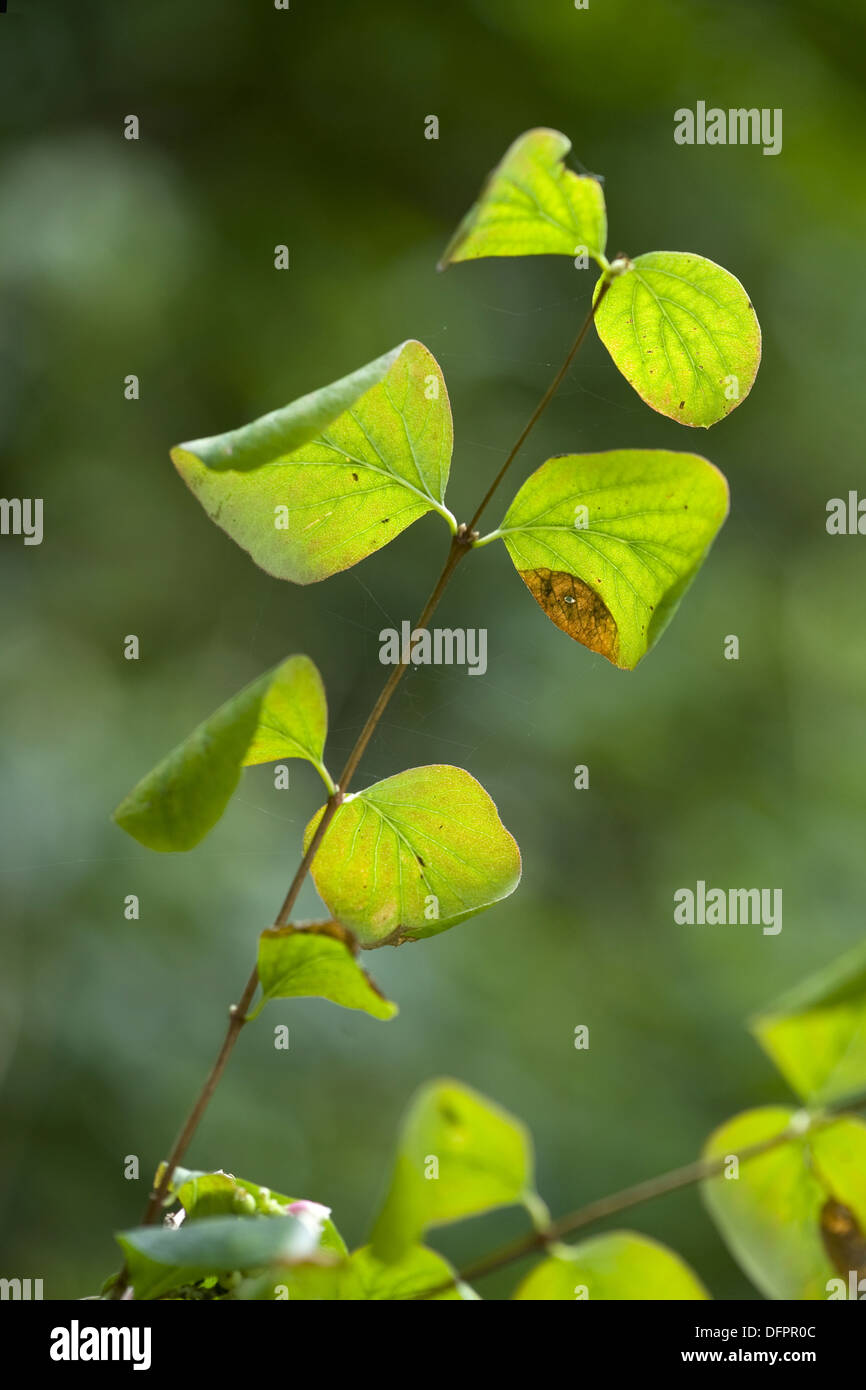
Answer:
[[1, 0, 865, 1300]]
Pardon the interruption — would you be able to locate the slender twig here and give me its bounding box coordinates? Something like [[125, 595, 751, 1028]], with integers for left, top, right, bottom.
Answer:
[[137, 531, 473, 1230], [120, 286, 609, 1297], [414, 1097, 866, 1299], [466, 279, 611, 533]]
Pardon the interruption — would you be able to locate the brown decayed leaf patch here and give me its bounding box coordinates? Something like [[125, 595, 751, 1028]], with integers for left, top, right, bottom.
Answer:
[[820, 1198, 866, 1279], [519, 568, 619, 664]]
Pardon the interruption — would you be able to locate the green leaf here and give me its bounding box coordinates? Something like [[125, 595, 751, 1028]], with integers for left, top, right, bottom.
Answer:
[[158, 1165, 346, 1255], [594, 251, 761, 427], [371, 1078, 534, 1263], [234, 1244, 478, 1301], [702, 1107, 866, 1300], [304, 765, 521, 948], [439, 128, 607, 269], [751, 940, 866, 1106], [116, 1215, 323, 1300], [340, 1244, 478, 1301], [253, 923, 397, 1021], [172, 340, 456, 583], [513, 1232, 709, 1300], [113, 654, 330, 851], [496, 449, 729, 669]]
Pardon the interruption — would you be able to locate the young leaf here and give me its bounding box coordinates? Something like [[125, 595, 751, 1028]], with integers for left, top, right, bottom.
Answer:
[[702, 1107, 866, 1300], [439, 128, 607, 269], [750, 940, 866, 1106], [594, 252, 761, 427], [172, 340, 456, 583], [371, 1078, 534, 1264], [304, 765, 521, 948], [253, 923, 398, 1021], [113, 654, 330, 851], [497, 449, 729, 669], [116, 1214, 323, 1300], [513, 1232, 709, 1300], [162, 1165, 346, 1255]]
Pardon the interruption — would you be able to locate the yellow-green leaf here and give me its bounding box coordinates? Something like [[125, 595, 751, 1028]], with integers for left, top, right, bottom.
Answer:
[[254, 923, 397, 1021], [751, 940, 866, 1106], [497, 449, 729, 669], [172, 340, 456, 583], [114, 654, 330, 851], [594, 251, 761, 427], [371, 1079, 534, 1264], [439, 127, 607, 269], [303, 765, 521, 948], [235, 1243, 478, 1301], [513, 1232, 709, 1300]]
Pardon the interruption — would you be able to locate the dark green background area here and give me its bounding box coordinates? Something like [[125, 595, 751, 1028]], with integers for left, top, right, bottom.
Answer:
[[1, 0, 864, 1299]]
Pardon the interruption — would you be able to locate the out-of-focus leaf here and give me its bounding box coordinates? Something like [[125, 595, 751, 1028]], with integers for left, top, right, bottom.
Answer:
[[172, 340, 455, 583], [594, 251, 761, 427], [371, 1079, 534, 1263], [116, 1215, 323, 1300], [498, 450, 728, 669], [340, 1244, 478, 1301], [160, 1166, 346, 1255], [751, 940, 866, 1106], [702, 1107, 866, 1300], [439, 128, 607, 268], [513, 1231, 709, 1300], [233, 1243, 478, 1301], [253, 923, 397, 1021], [304, 765, 520, 948], [113, 654, 329, 851]]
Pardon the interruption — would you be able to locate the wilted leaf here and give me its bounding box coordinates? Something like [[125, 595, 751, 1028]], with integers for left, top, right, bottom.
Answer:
[[116, 1215, 323, 1300], [702, 1107, 866, 1299], [498, 450, 729, 669], [751, 939, 866, 1106], [304, 765, 521, 948], [594, 251, 761, 427], [253, 923, 397, 1021], [371, 1079, 534, 1263], [113, 654, 329, 851], [439, 128, 607, 269], [172, 340, 455, 583], [513, 1232, 709, 1300]]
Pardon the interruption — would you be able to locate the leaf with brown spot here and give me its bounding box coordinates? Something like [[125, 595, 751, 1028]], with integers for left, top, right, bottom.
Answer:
[[820, 1198, 866, 1280], [519, 568, 619, 663], [702, 1106, 866, 1299], [497, 450, 729, 669]]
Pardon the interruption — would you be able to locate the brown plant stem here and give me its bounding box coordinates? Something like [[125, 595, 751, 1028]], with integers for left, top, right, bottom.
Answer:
[[467, 277, 611, 533], [139, 529, 473, 1230]]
